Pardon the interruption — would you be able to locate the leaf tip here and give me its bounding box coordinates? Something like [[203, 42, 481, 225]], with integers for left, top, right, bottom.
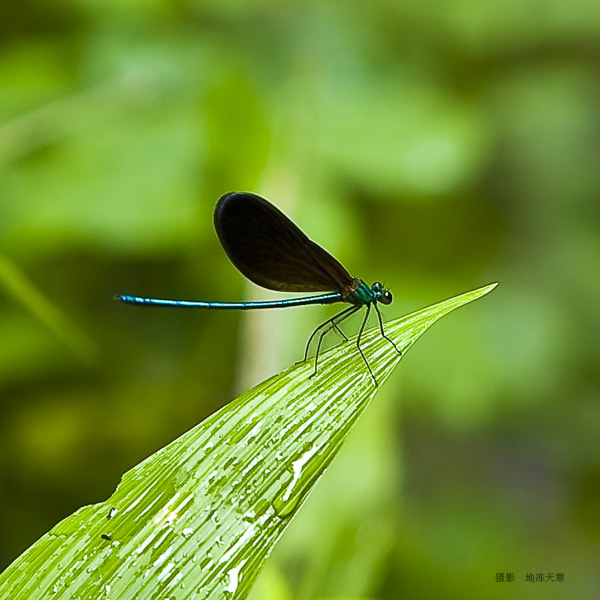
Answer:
[[482, 281, 499, 295]]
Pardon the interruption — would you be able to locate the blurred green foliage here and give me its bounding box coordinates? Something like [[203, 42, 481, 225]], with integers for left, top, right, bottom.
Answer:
[[0, 1, 598, 599]]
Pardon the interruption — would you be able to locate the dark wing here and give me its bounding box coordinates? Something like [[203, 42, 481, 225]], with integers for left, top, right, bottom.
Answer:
[[214, 192, 354, 293]]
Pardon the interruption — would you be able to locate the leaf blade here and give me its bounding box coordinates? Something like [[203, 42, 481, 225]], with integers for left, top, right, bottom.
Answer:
[[0, 283, 497, 600]]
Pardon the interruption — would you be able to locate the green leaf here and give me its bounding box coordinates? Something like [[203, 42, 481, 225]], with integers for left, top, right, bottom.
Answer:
[[0, 283, 497, 600]]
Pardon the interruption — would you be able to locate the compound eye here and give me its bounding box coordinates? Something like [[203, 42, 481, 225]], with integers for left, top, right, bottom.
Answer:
[[381, 290, 393, 305], [372, 281, 383, 293]]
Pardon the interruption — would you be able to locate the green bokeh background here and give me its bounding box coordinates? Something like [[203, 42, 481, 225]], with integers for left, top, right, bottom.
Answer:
[[1, 1, 599, 598]]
